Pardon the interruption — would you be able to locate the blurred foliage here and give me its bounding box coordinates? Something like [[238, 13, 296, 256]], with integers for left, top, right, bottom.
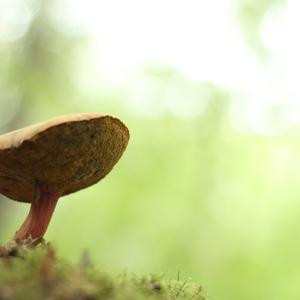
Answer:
[[0, 0, 85, 129], [1, 1, 299, 300], [235, 0, 286, 56]]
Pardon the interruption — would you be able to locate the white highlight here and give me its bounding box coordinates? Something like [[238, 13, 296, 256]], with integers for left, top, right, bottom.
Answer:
[[6, 0, 300, 133]]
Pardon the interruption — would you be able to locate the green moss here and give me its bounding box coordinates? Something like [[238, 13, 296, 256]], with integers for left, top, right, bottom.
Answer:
[[0, 245, 206, 300]]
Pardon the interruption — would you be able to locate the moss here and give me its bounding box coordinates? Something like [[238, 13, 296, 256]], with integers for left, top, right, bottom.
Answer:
[[0, 245, 206, 300]]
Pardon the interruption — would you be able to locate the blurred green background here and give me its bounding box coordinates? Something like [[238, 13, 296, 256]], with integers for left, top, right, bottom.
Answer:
[[1, 0, 299, 299]]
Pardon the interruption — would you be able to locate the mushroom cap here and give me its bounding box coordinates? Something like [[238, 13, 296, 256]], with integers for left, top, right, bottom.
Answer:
[[0, 113, 129, 203]]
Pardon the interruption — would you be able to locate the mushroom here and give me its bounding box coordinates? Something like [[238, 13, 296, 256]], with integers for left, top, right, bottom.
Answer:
[[0, 113, 129, 242]]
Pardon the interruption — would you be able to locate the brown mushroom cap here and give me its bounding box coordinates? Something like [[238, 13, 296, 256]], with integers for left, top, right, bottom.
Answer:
[[0, 113, 129, 203]]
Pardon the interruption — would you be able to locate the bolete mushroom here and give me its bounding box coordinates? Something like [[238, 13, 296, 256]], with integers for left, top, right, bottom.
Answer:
[[0, 113, 129, 242]]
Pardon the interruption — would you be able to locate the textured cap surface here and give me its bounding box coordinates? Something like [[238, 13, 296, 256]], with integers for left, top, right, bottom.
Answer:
[[0, 113, 129, 203]]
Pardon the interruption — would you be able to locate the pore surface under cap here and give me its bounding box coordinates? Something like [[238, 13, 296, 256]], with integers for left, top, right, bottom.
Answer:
[[0, 113, 129, 203]]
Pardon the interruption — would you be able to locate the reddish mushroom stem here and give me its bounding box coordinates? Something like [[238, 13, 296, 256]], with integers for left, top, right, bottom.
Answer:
[[14, 187, 59, 240]]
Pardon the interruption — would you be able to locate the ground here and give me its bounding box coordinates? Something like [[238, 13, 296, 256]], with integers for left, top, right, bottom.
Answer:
[[0, 242, 206, 300]]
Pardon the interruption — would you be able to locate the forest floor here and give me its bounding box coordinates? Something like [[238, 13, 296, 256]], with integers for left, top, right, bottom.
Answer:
[[0, 242, 206, 300]]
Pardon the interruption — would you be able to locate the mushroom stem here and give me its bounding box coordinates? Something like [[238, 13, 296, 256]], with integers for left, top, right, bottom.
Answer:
[[13, 187, 59, 240]]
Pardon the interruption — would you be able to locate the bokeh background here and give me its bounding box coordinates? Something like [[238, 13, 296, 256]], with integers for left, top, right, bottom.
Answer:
[[0, 0, 299, 299]]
